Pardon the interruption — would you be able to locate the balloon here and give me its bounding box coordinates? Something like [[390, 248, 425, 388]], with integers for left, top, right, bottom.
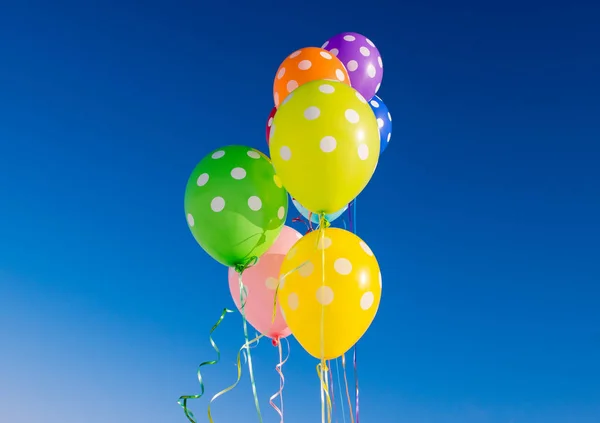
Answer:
[[322, 33, 383, 101], [269, 80, 380, 214], [279, 228, 381, 359], [292, 198, 347, 225], [369, 95, 392, 155], [228, 225, 302, 341], [184, 145, 289, 267], [273, 47, 350, 108], [266, 106, 277, 146]]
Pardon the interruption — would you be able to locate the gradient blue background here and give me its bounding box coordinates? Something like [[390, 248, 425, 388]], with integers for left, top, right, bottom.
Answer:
[[1, 1, 599, 422]]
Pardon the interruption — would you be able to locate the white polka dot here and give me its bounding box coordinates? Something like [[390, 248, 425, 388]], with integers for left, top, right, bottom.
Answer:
[[358, 144, 369, 160], [330, 48, 339, 56], [359, 240, 373, 256], [321, 41, 329, 49], [375, 82, 381, 93], [345, 109, 360, 124], [377, 118, 384, 129], [286, 80, 298, 93], [367, 64, 376, 78], [247, 150, 260, 159], [211, 150, 225, 159], [355, 91, 367, 103], [319, 84, 335, 94], [320, 51, 332, 60], [298, 261, 314, 277], [346, 60, 358, 72], [304, 106, 320, 120], [267, 117, 273, 127], [196, 173, 209, 186], [320, 136, 337, 153], [316, 286, 334, 305], [277, 67, 286, 79], [360, 292, 374, 310], [377, 56, 383, 68], [265, 277, 278, 290], [334, 258, 352, 275], [280, 146, 291, 160], [317, 236, 332, 250], [370, 100, 380, 108], [187, 213, 194, 227], [379, 272, 382, 288], [359, 46, 370, 56], [277, 206, 285, 219], [388, 111, 392, 121], [274, 92, 280, 105], [289, 50, 302, 58], [298, 59, 312, 70], [211, 197, 225, 212], [269, 124, 275, 140], [387, 132, 392, 142], [343, 35, 356, 42], [231, 167, 246, 180], [335, 69, 345, 81], [288, 293, 299, 310], [248, 196, 262, 211], [366, 38, 375, 47]]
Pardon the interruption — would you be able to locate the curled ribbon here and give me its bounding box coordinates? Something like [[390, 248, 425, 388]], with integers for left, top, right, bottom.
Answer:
[[269, 337, 290, 423], [207, 333, 264, 423], [317, 361, 333, 423], [178, 308, 234, 423], [235, 267, 263, 423]]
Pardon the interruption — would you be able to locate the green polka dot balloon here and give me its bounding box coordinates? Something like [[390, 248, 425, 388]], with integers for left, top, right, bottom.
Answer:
[[184, 145, 289, 268]]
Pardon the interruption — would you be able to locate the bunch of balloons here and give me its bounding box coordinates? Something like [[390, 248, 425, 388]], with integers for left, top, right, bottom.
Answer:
[[182, 31, 393, 423]]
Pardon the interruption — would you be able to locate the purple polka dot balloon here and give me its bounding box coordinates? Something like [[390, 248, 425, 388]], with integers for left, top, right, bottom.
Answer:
[[322, 32, 383, 101]]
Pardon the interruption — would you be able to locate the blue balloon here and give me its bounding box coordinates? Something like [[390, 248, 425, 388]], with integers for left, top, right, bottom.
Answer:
[[369, 95, 392, 154], [291, 198, 347, 224]]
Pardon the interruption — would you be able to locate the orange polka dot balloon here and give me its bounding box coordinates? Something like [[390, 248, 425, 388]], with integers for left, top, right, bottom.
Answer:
[[273, 47, 350, 108], [279, 227, 381, 360]]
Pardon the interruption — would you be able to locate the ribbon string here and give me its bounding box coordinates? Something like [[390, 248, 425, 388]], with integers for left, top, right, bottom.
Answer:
[[269, 337, 290, 423], [335, 358, 347, 423], [178, 308, 234, 423], [328, 361, 337, 423], [350, 199, 360, 423], [207, 334, 263, 423], [341, 354, 355, 423], [237, 269, 263, 423], [317, 362, 333, 423]]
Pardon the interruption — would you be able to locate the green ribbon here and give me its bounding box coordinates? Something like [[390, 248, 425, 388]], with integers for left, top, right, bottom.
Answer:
[[236, 259, 263, 423], [178, 308, 234, 423]]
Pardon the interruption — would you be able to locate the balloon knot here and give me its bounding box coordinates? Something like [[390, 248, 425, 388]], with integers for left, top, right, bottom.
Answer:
[[271, 337, 280, 347], [235, 256, 259, 274], [318, 213, 331, 229]]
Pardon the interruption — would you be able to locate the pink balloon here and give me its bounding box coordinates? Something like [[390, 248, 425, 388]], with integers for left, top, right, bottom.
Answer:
[[228, 225, 303, 343]]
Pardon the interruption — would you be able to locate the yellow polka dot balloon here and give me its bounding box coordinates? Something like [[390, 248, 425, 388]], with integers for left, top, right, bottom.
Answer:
[[279, 227, 381, 360], [269, 80, 380, 215]]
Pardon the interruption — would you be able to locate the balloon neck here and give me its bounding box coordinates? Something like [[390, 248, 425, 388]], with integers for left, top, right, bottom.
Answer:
[[234, 256, 259, 274], [271, 337, 280, 347], [318, 213, 331, 229]]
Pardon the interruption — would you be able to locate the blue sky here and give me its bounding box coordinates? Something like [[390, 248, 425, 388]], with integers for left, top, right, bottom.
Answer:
[[1, 1, 599, 422]]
